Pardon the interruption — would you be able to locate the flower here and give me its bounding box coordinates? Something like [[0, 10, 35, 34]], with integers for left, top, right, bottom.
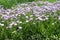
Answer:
[[4, 9, 11, 15], [25, 7, 31, 12], [18, 26, 22, 30], [0, 23, 4, 26], [26, 20, 29, 22], [58, 16, 60, 20], [17, 26, 22, 31], [10, 22, 17, 26], [16, 20, 22, 24], [26, 16, 29, 19], [3, 15, 9, 20]]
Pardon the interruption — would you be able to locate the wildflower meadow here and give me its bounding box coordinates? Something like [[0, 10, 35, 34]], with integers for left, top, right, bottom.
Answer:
[[0, 0, 60, 40]]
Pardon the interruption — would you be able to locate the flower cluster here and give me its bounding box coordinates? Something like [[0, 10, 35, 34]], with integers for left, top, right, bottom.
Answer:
[[0, 1, 60, 29]]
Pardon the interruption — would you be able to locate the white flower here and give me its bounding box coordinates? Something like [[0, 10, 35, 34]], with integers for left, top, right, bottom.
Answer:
[[58, 16, 60, 20], [16, 20, 22, 24], [17, 26, 22, 31], [19, 21, 22, 23], [16, 20, 20, 23], [10, 22, 17, 26], [1, 21, 5, 22], [20, 3, 28, 6], [30, 15, 33, 17], [38, 1, 44, 4], [15, 14, 18, 16], [14, 23, 17, 26], [26, 20, 29, 22], [29, 18, 33, 21], [7, 25, 12, 28], [45, 17, 48, 20], [0, 23, 4, 26], [38, 17, 43, 21], [26, 16, 29, 19], [10, 14, 16, 18], [18, 26, 22, 30]]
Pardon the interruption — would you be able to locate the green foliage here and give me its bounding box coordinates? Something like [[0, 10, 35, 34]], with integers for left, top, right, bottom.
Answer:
[[0, 11, 60, 40], [0, 0, 56, 8], [48, 0, 56, 2], [0, 0, 18, 8], [0, 0, 35, 8], [0, 0, 60, 40]]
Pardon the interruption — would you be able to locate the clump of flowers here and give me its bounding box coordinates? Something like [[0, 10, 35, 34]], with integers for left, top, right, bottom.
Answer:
[[0, 1, 60, 29]]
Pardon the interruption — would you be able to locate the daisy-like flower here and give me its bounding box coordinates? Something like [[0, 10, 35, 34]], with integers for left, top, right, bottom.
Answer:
[[3, 15, 9, 20], [25, 7, 31, 12]]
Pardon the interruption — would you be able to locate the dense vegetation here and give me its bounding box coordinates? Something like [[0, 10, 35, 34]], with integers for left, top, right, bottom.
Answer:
[[0, 0, 56, 8], [0, 0, 36, 8], [0, 0, 60, 40]]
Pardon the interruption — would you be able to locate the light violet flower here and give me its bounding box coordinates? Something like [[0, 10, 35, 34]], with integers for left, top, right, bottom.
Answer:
[[31, 2, 37, 6], [25, 7, 31, 12], [4, 9, 11, 15], [3, 15, 9, 20], [33, 6, 40, 10]]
